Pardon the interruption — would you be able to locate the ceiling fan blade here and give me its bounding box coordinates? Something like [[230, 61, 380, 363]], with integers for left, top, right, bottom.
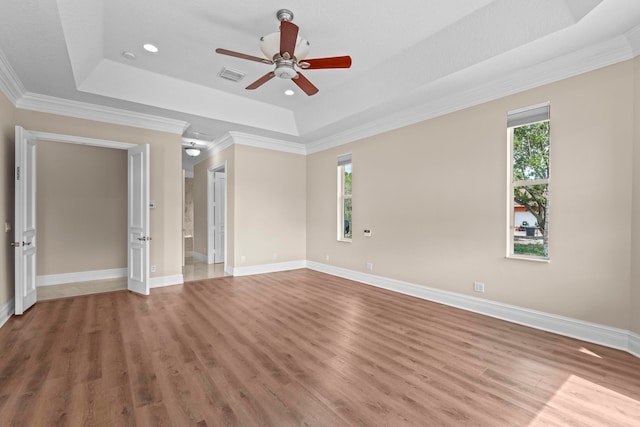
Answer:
[[300, 56, 352, 69], [292, 72, 319, 96], [246, 72, 275, 90], [279, 20, 299, 57], [215, 48, 273, 64]]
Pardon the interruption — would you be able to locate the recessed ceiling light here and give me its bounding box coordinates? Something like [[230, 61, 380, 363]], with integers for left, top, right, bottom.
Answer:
[[143, 43, 158, 53], [284, 89, 295, 96], [122, 51, 136, 60]]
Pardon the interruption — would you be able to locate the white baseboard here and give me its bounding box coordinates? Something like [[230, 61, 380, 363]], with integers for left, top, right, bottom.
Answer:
[[192, 251, 208, 263], [306, 261, 638, 358], [150, 274, 184, 289], [224, 265, 234, 276], [36, 268, 127, 287], [630, 332, 640, 358], [230, 260, 307, 277], [0, 298, 14, 328]]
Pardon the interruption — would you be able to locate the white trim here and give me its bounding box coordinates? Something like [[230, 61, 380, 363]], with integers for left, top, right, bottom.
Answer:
[[0, 48, 25, 104], [630, 332, 640, 358], [208, 133, 235, 156], [306, 262, 639, 358], [230, 260, 307, 277], [183, 169, 194, 178], [16, 92, 189, 135], [36, 268, 127, 287], [625, 23, 640, 57], [230, 131, 305, 155], [30, 131, 136, 149], [149, 274, 184, 289], [0, 298, 14, 329], [192, 251, 208, 263]]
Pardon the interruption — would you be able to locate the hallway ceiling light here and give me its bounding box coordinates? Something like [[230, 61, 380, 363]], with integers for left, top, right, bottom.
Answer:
[[184, 142, 201, 157]]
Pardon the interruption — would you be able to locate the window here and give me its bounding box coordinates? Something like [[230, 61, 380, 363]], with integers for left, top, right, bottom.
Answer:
[[338, 153, 352, 241], [507, 103, 550, 259]]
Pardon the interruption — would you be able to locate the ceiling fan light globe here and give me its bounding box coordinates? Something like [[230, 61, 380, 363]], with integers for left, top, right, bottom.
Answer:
[[185, 148, 201, 157], [260, 32, 310, 60]]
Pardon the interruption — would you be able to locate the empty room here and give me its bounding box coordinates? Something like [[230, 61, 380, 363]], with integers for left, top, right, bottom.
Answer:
[[1, 1, 640, 425]]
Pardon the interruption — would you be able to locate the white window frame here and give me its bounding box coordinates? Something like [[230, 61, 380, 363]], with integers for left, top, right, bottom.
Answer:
[[337, 153, 352, 242], [507, 103, 550, 261]]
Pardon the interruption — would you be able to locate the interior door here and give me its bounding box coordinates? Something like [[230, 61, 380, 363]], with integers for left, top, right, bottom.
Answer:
[[14, 126, 38, 315], [214, 172, 226, 263], [127, 144, 150, 295]]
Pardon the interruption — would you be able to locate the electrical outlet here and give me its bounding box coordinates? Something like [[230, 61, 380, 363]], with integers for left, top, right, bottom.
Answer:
[[473, 281, 485, 293], [325, 255, 330, 261], [151, 264, 157, 273], [272, 252, 278, 260], [366, 262, 373, 271], [241, 255, 246, 263]]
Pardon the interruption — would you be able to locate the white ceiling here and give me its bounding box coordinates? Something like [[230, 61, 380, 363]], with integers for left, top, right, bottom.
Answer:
[[1, 0, 640, 167]]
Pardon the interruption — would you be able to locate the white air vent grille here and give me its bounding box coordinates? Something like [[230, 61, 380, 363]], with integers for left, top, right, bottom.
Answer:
[[218, 67, 246, 82]]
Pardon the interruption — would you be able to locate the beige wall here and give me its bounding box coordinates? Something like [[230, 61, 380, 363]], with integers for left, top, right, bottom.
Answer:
[[14, 109, 183, 279], [234, 144, 306, 266], [183, 177, 194, 237], [193, 143, 307, 269], [631, 57, 640, 336], [193, 145, 235, 264], [36, 140, 127, 275], [307, 60, 636, 330], [0, 91, 15, 309]]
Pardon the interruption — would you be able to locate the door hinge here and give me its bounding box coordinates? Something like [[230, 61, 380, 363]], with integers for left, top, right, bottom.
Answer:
[[16, 166, 20, 181]]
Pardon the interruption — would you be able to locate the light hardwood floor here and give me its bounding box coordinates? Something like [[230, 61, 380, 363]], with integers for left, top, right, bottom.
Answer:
[[1, 269, 639, 426]]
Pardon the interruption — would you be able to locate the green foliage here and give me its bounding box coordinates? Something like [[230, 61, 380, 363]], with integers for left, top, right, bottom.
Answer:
[[513, 122, 549, 181], [514, 243, 545, 256], [513, 122, 550, 256]]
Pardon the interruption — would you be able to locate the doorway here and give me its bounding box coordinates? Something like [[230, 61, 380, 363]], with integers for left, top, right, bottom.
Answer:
[[13, 127, 150, 314], [181, 162, 226, 281]]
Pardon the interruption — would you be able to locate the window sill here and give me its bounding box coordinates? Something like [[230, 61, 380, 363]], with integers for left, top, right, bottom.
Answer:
[[337, 238, 352, 243], [505, 255, 550, 264]]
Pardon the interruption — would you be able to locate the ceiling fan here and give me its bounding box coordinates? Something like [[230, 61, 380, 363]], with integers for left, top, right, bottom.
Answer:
[[215, 9, 352, 96]]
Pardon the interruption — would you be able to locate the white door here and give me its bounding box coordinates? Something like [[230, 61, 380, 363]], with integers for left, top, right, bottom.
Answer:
[[14, 126, 38, 315], [214, 172, 226, 263], [127, 144, 150, 295]]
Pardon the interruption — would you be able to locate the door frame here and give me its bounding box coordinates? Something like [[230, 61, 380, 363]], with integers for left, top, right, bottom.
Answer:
[[207, 162, 227, 270], [15, 130, 147, 309]]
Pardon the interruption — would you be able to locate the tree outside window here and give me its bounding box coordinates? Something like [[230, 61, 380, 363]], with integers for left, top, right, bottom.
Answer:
[[508, 104, 550, 258]]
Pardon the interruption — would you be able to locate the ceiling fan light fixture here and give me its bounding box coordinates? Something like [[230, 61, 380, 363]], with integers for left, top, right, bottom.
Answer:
[[260, 32, 310, 61], [274, 63, 297, 79]]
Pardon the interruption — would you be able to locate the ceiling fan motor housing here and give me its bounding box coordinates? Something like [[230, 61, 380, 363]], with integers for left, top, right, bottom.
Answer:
[[274, 61, 297, 79]]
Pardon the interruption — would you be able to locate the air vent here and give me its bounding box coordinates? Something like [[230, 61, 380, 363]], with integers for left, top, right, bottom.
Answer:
[[218, 67, 246, 82]]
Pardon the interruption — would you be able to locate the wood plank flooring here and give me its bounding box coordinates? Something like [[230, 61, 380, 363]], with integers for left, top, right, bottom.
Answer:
[[1, 269, 639, 426]]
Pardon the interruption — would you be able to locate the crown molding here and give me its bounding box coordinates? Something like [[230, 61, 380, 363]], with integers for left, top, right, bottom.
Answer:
[[306, 35, 636, 154], [209, 132, 235, 155], [16, 92, 189, 135], [229, 131, 306, 155], [0, 48, 26, 104], [625, 23, 640, 57]]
